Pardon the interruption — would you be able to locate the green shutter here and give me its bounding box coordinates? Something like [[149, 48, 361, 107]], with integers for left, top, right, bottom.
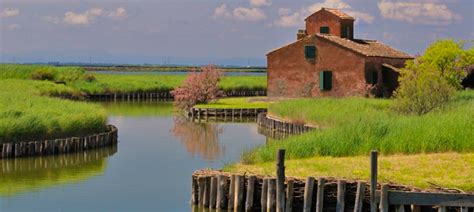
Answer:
[[320, 27, 330, 34], [305, 46, 316, 59], [320, 71, 333, 91]]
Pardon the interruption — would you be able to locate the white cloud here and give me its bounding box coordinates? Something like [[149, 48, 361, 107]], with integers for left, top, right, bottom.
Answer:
[[250, 0, 272, 7], [214, 4, 231, 19], [0, 8, 20, 18], [214, 4, 266, 22], [108, 7, 128, 20], [63, 8, 102, 25], [233, 7, 266, 21], [274, 0, 374, 27], [378, 0, 461, 25], [43, 7, 128, 26]]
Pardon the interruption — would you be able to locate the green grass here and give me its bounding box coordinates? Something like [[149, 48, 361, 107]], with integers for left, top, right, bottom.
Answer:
[[0, 79, 108, 143], [226, 153, 474, 191], [242, 91, 474, 164], [195, 97, 272, 109], [0, 64, 87, 82]]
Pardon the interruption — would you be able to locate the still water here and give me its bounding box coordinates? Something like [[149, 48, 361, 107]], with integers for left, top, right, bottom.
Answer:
[[0, 102, 266, 211]]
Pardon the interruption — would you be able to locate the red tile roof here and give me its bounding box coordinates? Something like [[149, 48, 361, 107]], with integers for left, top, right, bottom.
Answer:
[[316, 34, 413, 59], [323, 8, 354, 20]]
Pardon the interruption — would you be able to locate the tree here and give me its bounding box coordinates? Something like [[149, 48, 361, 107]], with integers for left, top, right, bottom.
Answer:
[[171, 65, 224, 110], [393, 61, 455, 115], [419, 39, 473, 89]]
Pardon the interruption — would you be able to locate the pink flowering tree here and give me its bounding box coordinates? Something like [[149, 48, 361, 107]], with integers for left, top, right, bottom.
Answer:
[[171, 65, 224, 110]]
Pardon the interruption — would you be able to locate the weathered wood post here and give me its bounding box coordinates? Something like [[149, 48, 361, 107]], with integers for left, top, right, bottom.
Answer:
[[276, 149, 285, 212], [315, 178, 325, 212], [267, 178, 276, 212], [285, 180, 294, 212], [198, 177, 206, 206], [261, 178, 268, 212], [228, 175, 236, 210], [216, 175, 227, 209], [245, 176, 256, 211], [191, 176, 199, 205], [210, 177, 218, 208], [379, 184, 389, 212], [234, 175, 245, 211], [370, 150, 378, 212], [354, 182, 366, 212], [303, 177, 315, 212], [336, 180, 346, 212]]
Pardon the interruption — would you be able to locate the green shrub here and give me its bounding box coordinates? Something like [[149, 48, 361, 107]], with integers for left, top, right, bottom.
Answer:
[[393, 61, 455, 115], [83, 73, 96, 82], [31, 68, 56, 81]]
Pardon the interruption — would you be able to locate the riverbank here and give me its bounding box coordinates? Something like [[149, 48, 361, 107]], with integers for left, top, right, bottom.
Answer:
[[0, 79, 108, 143], [225, 152, 474, 191], [81, 65, 266, 72]]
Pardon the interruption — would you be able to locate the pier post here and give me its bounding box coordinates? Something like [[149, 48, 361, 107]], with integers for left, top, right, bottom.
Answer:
[[276, 149, 285, 212], [370, 150, 378, 212], [303, 177, 315, 212]]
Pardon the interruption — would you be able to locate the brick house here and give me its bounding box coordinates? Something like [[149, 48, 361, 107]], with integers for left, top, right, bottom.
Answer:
[[267, 8, 414, 98]]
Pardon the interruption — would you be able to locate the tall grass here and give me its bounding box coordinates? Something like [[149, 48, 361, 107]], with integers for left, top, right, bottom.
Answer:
[[0, 79, 107, 143], [243, 91, 474, 164], [0, 64, 86, 82]]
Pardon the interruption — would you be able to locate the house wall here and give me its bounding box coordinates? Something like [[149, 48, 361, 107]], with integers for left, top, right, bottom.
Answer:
[[365, 57, 410, 96], [305, 10, 354, 39], [267, 36, 367, 98]]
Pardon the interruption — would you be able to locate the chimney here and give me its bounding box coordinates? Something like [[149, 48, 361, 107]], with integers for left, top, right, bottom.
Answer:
[[297, 29, 307, 40]]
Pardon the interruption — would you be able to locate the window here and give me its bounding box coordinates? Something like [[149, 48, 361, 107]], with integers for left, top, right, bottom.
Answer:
[[320, 26, 330, 34], [342, 26, 351, 38], [305, 46, 316, 59], [319, 71, 332, 91]]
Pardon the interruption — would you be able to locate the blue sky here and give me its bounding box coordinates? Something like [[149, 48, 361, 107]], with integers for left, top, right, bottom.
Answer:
[[0, 0, 473, 66]]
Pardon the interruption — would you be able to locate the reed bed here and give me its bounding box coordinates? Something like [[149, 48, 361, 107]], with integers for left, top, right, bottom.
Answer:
[[243, 91, 474, 163]]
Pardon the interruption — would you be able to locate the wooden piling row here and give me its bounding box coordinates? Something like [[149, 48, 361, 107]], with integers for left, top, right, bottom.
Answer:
[[188, 108, 267, 120], [257, 113, 314, 135], [84, 89, 267, 101], [0, 125, 118, 158]]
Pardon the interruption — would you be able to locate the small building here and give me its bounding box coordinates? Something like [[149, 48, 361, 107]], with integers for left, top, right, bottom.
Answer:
[[267, 8, 414, 98]]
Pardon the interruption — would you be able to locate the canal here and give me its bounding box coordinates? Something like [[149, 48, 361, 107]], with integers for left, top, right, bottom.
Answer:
[[0, 101, 267, 211]]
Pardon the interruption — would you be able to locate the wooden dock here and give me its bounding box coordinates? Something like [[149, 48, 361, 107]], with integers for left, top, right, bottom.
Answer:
[[191, 150, 474, 211], [0, 125, 118, 158], [188, 108, 268, 120]]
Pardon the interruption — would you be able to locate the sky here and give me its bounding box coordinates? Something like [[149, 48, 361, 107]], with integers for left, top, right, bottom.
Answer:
[[0, 0, 473, 66]]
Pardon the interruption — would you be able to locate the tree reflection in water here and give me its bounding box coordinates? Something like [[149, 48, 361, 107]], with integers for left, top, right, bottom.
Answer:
[[171, 116, 224, 161]]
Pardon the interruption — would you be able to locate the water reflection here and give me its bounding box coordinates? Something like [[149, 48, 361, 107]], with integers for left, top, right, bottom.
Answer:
[[101, 101, 174, 117], [0, 145, 117, 197], [171, 116, 224, 161]]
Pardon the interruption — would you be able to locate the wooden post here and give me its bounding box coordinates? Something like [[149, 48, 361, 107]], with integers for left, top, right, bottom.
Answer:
[[216, 175, 227, 209], [285, 180, 294, 212], [354, 182, 366, 212], [198, 177, 206, 206], [228, 175, 236, 210], [438, 207, 446, 212], [191, 176, 199, 205], [379, 184, 389, 212], [395, 205, 405, 212], [245, 176, 256, 212], [267, 178, 276, 212], [234, 175, 245, 212], [370, 150, 378, 212], [336, 180, 346, 212], [276, 149, 285, 212], [203, 176, 211, 207], [210, 177, 218, 208], [261, 178, 268, 212], [303, 177, 315, 212], [315, 178, 325, 212]]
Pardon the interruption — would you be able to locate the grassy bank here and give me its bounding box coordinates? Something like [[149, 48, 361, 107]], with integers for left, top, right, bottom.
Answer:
[[82, 65, 266, 72], [243, 90, 474, 163], [226, 153, 474, 191], [0, 79, 107, 143], [0, 64, 267, 95], [195, 97, 272, 109]]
